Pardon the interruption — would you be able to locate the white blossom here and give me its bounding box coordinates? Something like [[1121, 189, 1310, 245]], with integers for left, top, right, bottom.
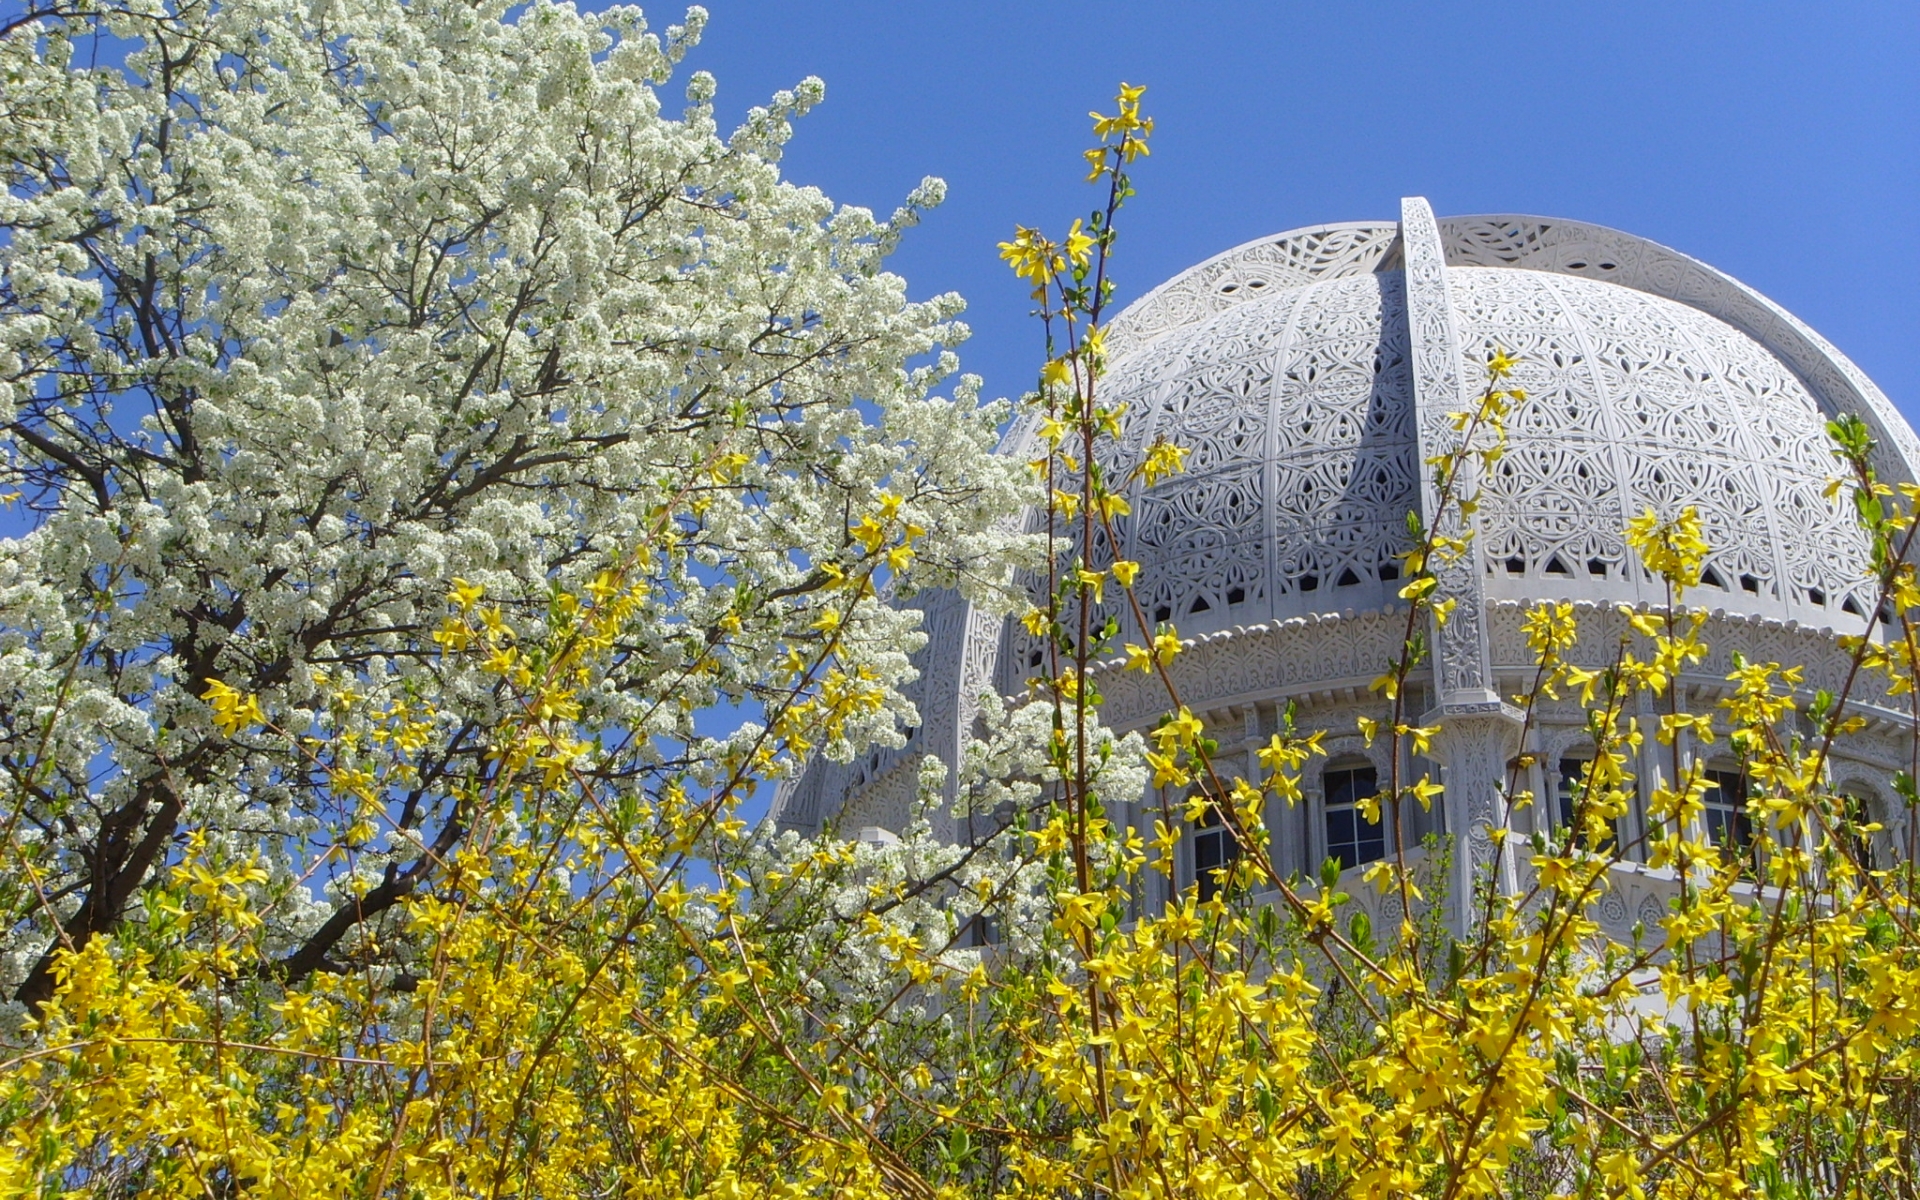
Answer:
[[0, 0, 1033, 1007]]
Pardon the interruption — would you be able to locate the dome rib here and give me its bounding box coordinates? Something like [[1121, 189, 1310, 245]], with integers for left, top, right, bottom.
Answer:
[[1401, 196, 1498, 708], [1258, 276, 1319, 620]]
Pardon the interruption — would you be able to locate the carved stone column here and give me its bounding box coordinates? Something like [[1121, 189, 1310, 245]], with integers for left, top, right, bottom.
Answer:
[[1401, 196, 1526, 935], [1430, 709, 1523, 932]]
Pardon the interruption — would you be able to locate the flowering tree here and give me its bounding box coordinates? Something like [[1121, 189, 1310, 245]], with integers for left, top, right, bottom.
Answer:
[[0, 0, 1031, 1010]]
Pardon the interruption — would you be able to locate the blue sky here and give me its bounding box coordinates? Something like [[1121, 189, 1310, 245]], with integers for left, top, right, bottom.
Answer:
[[686, 0, 1918, 421]]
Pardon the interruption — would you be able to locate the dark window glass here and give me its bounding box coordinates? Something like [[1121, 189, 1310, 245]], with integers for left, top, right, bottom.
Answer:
[[1702, 768, 1754, 868], [1192, 799, 1241, 902], [1557, 758, 1617, 850], [1323, 765, 1385, 872], [1843, 791, 1877, 871]]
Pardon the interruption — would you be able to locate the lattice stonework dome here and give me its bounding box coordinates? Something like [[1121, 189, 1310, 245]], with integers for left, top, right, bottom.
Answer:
[[775, 199, 1918, 933]]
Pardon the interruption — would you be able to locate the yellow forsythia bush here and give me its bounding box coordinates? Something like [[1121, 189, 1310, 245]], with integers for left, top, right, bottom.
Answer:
[[2, 5, 1918, 1195]]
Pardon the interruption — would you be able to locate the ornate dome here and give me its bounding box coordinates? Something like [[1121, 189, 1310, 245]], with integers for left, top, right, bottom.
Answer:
[[775, 198, 1918, 850], [1006, 203, 1907, 666]]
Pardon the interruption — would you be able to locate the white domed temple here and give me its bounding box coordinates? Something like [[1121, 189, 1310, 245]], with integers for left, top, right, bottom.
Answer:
[[775, 197, 1918, 938]]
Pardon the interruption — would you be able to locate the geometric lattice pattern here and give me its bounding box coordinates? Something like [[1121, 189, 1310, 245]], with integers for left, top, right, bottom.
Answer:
[[1115, 272, 1419, 637], [778, 199, 1910, 839], [1104, 222, 1403, 354], [1455, 268, 1875, 619], [1065, 221, 1881, 648]]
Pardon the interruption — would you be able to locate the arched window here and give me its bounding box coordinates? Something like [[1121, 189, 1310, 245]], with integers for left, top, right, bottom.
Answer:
[[1191, 796, 1242, 902], [1839, 787, 1878, 871], [1701, 766, 1754, 868], [1555, 756, 1617, 850], [1323, 762, 1385, 872]]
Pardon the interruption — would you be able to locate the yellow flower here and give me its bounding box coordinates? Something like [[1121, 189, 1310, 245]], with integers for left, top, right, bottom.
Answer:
[[1626, 504, 1710, 586], [1140, 438, 1189, 485], [1152, 706, 1203, 752], [1408, 774, 1444, 810], [432, 616, 473, 652], [1074, 567, 1105, 603], [1151, 628, 1181, 665], [1146, 750, 1189, 788], [449, 577, 485, 610], [851, 515, 887, 554], [1090, 82, 1153, 146], [1063, 218, 1095, 270], [200, 679, 266, 737], [998, 226, 1062, 283]]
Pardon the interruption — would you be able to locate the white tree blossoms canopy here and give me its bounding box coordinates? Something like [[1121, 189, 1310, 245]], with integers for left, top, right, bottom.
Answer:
[[0, 0, 1034, 1008]]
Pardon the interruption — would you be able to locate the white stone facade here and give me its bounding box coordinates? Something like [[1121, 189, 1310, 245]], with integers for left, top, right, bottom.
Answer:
[[773, 198, 1916, 940]]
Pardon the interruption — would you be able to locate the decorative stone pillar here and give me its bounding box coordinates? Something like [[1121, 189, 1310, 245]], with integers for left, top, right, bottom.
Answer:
[[1300, 774, 1327, 883], [1401, 196, 1525, 935], [1430, 710, 1524, 930]]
